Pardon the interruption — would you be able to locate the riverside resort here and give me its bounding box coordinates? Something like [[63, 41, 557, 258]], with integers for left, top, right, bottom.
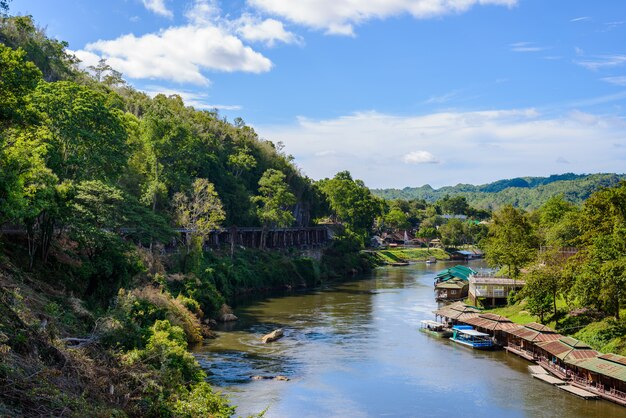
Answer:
[[2, 1, 626, 417]]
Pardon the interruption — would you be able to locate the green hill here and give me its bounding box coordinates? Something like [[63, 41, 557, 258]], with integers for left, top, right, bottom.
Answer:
[[372, 173, 626, 210]]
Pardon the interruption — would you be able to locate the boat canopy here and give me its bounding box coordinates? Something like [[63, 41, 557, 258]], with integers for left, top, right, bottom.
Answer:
[[457, 329, 490, 337], [421, 320, 443, 327]]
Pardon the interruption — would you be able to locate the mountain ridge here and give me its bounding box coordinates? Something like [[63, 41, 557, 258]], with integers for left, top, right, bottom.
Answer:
[[372, 173, 626, 210]]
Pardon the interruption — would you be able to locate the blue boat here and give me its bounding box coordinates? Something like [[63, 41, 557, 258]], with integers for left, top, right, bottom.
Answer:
[[450, 325, 494, 349]]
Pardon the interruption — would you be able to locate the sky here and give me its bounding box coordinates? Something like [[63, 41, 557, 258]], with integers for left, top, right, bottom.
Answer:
[[11, 0, 626, 188]]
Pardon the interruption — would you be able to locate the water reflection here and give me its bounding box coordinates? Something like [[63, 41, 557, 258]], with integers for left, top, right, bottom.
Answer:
[[196, 262, 625, 418]]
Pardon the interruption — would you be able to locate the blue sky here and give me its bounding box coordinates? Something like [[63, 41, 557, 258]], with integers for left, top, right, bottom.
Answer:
[[12, 0, 626, 188]]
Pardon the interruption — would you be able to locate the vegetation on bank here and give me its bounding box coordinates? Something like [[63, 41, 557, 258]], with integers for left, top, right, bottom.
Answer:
[[480, 182, 626, 356], [0, 12, 379, 417], [372, 248, 449, 264]]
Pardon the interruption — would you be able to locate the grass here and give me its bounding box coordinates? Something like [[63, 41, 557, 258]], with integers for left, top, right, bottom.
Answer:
[[373, 248, 449, 264]]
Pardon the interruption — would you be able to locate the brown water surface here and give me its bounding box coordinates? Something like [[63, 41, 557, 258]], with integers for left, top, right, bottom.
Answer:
[[195, 261, 625, 418]]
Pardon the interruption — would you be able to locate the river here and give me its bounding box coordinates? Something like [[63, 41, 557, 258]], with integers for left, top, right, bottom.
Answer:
[[195, 261, 625, 418]]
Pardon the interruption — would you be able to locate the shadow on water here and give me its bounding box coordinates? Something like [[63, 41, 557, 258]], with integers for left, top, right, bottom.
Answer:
[[196, 261, 626, 418]]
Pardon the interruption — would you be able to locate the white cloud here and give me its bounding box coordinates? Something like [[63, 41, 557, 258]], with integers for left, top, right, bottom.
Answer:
[[248, 0, 518, 35], [235, 15, 302, 46], [142, 0, 173, 18], [73, 0, 291, 85], [403, 151, 440, 164], [576, 55, 626, 71], [77, 25, 272, 85], [602, 76, 626, 87], [510, 42, 548, 52], [570, 16, 590, 23], [256, 109, 626, 188], [141, 85, 241, 110]]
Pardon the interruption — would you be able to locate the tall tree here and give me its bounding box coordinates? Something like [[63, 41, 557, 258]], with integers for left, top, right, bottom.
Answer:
[[483, 205, 537, 277], [252, 169, 296, 229], [318, 171, 383, 238], [173, 178, 225, 255]]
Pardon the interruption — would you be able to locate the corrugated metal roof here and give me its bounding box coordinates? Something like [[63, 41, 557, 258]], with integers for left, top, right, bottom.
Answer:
[[470, 277, 526, 285], [599, 353, 626, 366], [507, 323, 561, 342], [435, 265, 477, 282], [573, 357, 626, 382], [536, 338, 598, 362], [524, 322, 555, 333], [435, 280, 467, 289], [433, 301, 481, 320]]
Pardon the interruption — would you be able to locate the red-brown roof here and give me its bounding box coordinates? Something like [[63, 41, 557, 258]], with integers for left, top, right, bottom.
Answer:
[[464, 314, 520, 331], [507, 323, 561, 342], [536, 337, 599, 363]]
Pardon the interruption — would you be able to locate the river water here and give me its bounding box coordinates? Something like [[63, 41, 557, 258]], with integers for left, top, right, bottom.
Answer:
[[195, 261, 625, 418]]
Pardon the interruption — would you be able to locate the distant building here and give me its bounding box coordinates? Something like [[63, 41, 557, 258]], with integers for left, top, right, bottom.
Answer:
[[434, 265, 477, 301], [468, 275, 525, 307]]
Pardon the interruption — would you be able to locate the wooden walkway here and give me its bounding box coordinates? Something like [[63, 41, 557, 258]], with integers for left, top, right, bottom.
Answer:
[[532, 374, 566, 385], [505, 345, 535, 361], [528, 365, 548, 375], [560, 385, 600, 400]]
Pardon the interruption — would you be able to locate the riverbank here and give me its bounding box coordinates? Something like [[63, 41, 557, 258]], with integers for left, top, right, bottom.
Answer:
[[0, 234, 373, 416], [370, 247, 449, 264]]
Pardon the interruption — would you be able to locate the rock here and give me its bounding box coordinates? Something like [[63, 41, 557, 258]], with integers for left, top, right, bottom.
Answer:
[[261, 328, 284, 343], [250, 375, 289, 381], [274, 375, 289, 381], [251, 375, 270, 380], [219, 313, 238, 322]]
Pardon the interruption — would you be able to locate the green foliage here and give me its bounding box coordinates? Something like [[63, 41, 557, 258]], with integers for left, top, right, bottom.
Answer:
[[0, 43, 41, 128], [318, 171, 384, 239], [252, 169, 296, 228], [0, 16, 78, 82], [169, 382, 235, 418], [373, 173, 626, 211], [483, 205, 537, 277]]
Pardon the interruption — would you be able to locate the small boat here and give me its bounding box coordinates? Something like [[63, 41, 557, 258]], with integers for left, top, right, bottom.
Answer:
[[449, 325, 493, 349], [420, 320, 452, 338], [425, 257, 436, 264]]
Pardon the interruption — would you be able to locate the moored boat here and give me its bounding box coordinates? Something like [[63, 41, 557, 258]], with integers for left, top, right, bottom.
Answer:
[[419, 320, 452, 338], [449, 325, 494, 349]]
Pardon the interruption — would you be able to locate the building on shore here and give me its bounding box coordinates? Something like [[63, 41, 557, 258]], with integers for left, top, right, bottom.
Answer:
[[462, 313, 520, 345], [433, 265, 477, 302], [567, 354, 626, 400], [468, 275, 525, 307], [433, 301, 481, 325], [505, 322, 562, 361], [534, 337, 599, 379]]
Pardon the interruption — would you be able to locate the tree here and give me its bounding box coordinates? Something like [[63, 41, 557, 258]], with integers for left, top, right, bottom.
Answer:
[[252, 169, 296, 229], [384, 207, 410, 230], [522, 267, 554, 323], [483, 205, 537, 277], [227, 146, 256, 178], [0, 44, 42, 129], [32, 81, 130, 182], [317, 171, 383, 239], [437, 195, 469, 215], [570, 182, 626, 319], [173, 178, 225, 254], [439, 218, 465, 247]]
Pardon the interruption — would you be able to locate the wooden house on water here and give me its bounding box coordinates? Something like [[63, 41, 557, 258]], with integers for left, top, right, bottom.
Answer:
[[434, 265, 477, 301], [534, 337, 599, 380], [462, 313, 520, 345], [504, 322, 562, 361], [566, 353, 626, 406], [433, 301, 481, 326]]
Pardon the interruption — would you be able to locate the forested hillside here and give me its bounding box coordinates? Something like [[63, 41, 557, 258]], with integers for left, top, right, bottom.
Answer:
[[0, 14, 382, 416], [373, 173, 626, 210]]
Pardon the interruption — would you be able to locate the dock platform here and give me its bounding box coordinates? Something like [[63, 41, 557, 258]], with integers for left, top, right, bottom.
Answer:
[[560, 385, 600, 400], [532, 374, 566, 385], [528, 365, 548, 375]]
